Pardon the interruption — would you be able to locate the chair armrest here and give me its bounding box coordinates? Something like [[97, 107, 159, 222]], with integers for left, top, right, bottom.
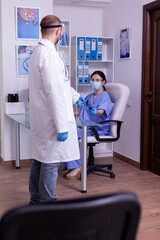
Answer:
[[89, 120, 123, 142]]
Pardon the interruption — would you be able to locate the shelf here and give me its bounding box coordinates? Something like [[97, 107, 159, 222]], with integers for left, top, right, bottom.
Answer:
[[57, 45, 69, 48], [56, 20, 71, 77], [71, 35, 114, 90], [77, 60, 114, 63], [77, 84, 90, 86]]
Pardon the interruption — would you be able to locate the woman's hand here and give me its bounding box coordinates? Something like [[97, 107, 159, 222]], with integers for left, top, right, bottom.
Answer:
[[74, 110, 80, 116], [89, 108, 104, 116], [89, 108, 98, 116]]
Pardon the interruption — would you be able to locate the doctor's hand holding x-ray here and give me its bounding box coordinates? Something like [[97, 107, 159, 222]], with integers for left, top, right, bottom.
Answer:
[[28, 15, 85, 204]]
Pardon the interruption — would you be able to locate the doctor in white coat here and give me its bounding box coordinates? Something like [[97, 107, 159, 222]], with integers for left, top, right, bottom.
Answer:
[[28, 15, 85, 204]]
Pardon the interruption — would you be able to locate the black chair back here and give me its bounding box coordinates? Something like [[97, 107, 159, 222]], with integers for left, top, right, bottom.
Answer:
[[0, 192, 141, 240]]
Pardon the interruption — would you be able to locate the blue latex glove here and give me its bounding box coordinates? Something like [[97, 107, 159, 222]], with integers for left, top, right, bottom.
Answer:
[[76, 95, 86, 107], [57, 132, 68, 142], [89, 107, 98, 116]]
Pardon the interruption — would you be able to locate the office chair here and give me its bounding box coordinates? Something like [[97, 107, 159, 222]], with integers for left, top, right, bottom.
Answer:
[[87, 83, 130, 178], [0, 192, 140, 240]]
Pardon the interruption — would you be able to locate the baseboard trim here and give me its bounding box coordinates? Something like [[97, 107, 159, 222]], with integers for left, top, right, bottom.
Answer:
[[113, 152, 140, 169], [1, 153, 140, 169], [0, 158, 32, 168]]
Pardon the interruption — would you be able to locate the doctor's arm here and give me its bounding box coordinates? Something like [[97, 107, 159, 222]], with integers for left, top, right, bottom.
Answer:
[[70, 87, 86, 106]]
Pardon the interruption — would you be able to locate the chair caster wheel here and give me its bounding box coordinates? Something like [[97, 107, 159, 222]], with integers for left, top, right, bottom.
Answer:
[[108, 166, 112, 170], [110, 173, 115, 178]]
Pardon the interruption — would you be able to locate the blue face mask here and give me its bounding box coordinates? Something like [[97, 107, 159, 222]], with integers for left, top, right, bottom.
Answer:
[[90, 81, 102, 91], [56, 39, 62, 46]]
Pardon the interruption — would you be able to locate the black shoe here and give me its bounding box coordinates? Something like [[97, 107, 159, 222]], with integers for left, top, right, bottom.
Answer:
[[29, 199, 39, 205]]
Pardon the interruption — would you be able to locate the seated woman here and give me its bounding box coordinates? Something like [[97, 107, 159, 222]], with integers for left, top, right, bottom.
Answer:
[[62, 70, 112, 179]]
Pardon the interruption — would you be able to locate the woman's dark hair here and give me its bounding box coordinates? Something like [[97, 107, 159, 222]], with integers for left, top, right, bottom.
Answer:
[[91, 70, 107, 83]]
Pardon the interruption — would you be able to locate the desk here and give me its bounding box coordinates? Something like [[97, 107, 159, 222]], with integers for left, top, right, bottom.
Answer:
[[6, 113, 30, 169], [6, 113, 99, 193]]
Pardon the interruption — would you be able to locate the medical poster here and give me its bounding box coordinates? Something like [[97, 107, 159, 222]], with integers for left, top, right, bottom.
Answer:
[[120, 27, 131, 59], [16, 45, 36, 77], [16, 7, 40, 39]]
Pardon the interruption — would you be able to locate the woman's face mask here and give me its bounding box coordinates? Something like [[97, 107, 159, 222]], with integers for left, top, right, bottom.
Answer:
[[90, 81, 102, 91]]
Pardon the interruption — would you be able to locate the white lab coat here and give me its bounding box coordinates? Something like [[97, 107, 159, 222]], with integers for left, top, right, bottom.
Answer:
[[28, 38, 80, 163]]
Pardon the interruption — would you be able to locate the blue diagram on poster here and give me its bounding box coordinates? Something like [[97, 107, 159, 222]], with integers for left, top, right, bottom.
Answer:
[[17, 45, 36, 77], [120, 28, 131, 59], [16, 7, 40, 39]]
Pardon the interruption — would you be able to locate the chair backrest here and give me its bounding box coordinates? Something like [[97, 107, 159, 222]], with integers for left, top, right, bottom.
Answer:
[[0, 192, 140, 240], [105, 83, 130, 137]]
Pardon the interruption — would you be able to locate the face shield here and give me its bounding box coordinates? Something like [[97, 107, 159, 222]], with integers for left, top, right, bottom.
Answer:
[[61, 23, 65, 34], [41, 23, 67, 46], [89, 74, 107, 84], [56, 23, 67, 46], [41, 23, 63, 30]]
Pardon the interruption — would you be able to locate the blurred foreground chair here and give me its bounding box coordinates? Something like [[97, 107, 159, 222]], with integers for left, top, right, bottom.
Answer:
[[87, 83, 130, 178], [0, 192, 140, 240]]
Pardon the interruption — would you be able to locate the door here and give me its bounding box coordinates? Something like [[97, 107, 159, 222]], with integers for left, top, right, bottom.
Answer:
[[141, 1, 160, 175], [149, 8, 160, 175]]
